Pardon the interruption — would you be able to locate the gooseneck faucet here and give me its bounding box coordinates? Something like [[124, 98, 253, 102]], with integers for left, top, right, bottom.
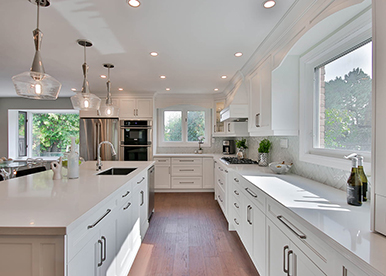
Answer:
[[97, 141, 117, 171]]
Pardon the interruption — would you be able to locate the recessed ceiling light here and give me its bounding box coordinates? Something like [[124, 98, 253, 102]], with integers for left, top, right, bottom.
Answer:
[[160, 75, 166, 79], [214, 88, 219, 91], [234, 52, 243, 57], [221, 75, 227, 79], [100, 75, 107, 79], [263, 0, 276, 8], [118, 88, 124, 91], [71, 88, 77, 91], [127, 0, 140, 7], [150, 52, 158, 57], [166, 88, 170, 91]]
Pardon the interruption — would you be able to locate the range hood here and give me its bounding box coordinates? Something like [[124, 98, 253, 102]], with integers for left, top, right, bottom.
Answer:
[[220, 79, 249, 122]]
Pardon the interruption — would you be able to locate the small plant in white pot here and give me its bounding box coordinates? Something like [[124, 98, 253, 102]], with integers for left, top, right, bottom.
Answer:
[[236, 138, 248, 159], [258, 139, 271, 166]]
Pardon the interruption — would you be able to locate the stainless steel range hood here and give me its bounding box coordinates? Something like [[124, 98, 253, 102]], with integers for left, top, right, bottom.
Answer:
[[220, 78, 249, 122]]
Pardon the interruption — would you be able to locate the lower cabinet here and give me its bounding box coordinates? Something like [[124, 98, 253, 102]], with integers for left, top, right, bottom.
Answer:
[[266, 218, 324, 276], [134, 173, 149, 239], [334, 255, 369, 276], [154, 158, 171, 189]]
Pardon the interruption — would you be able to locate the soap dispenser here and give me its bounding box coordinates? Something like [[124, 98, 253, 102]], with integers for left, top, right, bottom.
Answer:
[[67, 137, 79, 179], [345, 154, 362, 206]]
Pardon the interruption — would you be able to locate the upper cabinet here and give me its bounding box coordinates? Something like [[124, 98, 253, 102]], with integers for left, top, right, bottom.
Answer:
[[248, 55, 298, 137], [212, 100, 248, 137], [120, 98, 153, 119]]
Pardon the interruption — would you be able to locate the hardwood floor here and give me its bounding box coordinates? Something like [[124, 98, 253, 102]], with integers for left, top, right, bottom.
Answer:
[[128, 193, 260, 276]]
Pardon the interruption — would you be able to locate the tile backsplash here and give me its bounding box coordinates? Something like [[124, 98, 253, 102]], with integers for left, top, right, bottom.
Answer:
[[157, 136, 353, 191]]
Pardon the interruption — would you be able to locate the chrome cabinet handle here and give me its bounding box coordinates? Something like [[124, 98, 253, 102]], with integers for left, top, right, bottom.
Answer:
[[179, 169, 194, 171], [134, 109, 136, 116], [123, 202, 131, 210], [234, 218, 239, 225], [218, 179, 223, 185], [98, 239, 103, 267], [122, 191, 130, 198], [245, 188, 257, 198], [158, 160, 167, 162], [234, 202, 239, 208], [255, 113, 260, 127], [225, 169, 228, 173], [180, 181, 194, 184], [180, 159, 194, 162], [234, 190, 239, 195], [342, 266, 348, 276], [277, 215, 307, 239], [137, 177, 145, 184], [140, 191, 144, 206], [247, 205, 252, 225], [218, 195, 223, 202], [101, 236, 107, 263], [287, 250, 293, 276], [234, 177, 239, 183], [87, 209, 111, 229], [283, 245, 289, 274], [228, 123, 231, 132], [218, 166, 223, 171]]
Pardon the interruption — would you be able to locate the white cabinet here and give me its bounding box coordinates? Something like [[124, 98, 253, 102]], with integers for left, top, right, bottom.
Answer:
[[333, 255, 369, 276], [266, 218, 324, 276], [120, 98, 153, 119], [248, 55, 298, 136], [154, 158, 171, 189], [133, 173, 148, 240], [215, 161, 228, 216], [212, 100, 248, 137], [203, 158, 214, 189], [171, 158, 203, 189]]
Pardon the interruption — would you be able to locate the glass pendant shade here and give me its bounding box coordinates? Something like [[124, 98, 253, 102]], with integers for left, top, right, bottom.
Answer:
[[71, 39, 101, 111], [98, 63, 119, 117], [12, 1, 61, 100]]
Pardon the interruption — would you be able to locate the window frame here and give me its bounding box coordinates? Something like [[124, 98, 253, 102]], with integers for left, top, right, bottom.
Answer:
[[299, 12, 372, 172], [158, 105, 212, 148]]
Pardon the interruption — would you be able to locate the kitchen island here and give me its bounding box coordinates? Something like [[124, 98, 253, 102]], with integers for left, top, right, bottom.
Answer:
[[0, 161, 154, 276]]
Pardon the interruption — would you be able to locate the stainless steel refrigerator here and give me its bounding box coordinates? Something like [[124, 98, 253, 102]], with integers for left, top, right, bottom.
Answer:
[[79, 118, 120, 161]]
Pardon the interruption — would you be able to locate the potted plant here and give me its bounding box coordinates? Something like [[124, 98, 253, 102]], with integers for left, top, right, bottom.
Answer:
[[236, 138, 248, 159], [258, 138, 271, 166]]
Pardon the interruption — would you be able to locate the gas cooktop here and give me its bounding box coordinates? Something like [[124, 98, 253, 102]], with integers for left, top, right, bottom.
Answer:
[[221, 157, 258, 165]]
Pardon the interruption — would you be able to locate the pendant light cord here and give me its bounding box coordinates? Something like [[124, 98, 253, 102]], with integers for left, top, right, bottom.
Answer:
[[36, 0, 40, 29], [84, 45, 87, 63]]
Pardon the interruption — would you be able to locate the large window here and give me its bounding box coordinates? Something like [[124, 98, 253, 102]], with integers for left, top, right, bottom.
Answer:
[[9, 110, 79, 159], [314, 41, 372, 152], [158, 105, 211, 147]]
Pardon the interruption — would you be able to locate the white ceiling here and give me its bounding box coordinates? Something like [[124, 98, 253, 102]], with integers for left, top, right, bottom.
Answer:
[[0, 0, 295, 98]]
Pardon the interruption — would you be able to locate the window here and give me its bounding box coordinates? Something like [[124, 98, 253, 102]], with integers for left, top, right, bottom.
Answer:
[[9, 110, 79, 159], [314, 41, 372, 152], [158, 105, 211, 147]]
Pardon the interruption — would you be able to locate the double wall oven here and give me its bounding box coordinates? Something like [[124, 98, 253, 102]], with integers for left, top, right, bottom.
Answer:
[[120, 120, 153, 161]]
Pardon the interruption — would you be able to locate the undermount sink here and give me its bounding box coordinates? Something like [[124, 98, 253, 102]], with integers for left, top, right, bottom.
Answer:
[[97, 168, 137, 176]]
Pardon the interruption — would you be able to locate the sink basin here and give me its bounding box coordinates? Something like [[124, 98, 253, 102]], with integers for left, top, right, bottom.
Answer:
[[97, 168, 137, 176]]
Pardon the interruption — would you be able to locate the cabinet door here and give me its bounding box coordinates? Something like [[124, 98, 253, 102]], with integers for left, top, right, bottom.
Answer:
[[120, 99, 136, 118], [68, 232, 99, 276], [294, 243, 325, 276], [137, 179, 149, 239], [137, 99, 153, 118], [116, 199, 133, 275], [249, 71, 262, 133], [335, 255, 369, 276], [99, 218, 117, 276], [213, 100, 226, 136], [154, 165, 171, 188], [203, 158, 214, 189]]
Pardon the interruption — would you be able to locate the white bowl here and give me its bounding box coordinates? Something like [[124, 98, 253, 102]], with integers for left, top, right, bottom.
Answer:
[[269, 162, 292, 174], [2, 160, 14, 165]]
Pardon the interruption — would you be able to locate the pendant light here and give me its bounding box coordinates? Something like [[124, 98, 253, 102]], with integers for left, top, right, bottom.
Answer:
[[12, 0, 61, 100], [99, 64, 119, 117], [70, 39, 101, 110]]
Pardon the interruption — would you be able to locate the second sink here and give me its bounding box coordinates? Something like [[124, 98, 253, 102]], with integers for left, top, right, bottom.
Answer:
[[97, 168, 137, 176]]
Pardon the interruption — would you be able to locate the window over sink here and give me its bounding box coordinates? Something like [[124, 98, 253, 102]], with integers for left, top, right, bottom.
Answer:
[[8, 109, 79, 160]]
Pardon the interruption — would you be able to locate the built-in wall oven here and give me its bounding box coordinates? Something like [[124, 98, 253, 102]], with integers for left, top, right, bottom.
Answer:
[[120, 120, 153, 161]]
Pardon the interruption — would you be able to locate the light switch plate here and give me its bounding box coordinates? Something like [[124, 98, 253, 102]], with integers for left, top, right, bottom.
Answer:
[[280, 138, 288, 149]]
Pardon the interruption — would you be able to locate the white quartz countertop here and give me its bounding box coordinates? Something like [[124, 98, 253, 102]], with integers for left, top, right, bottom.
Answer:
[[0, 161, 154, 235]]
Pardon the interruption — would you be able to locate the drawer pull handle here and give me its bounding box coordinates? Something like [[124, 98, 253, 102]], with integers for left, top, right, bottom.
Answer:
[[342, 266, 348, 276], [234, 218, 239, 225], [123, 202, 132, 210], [218, 179, 223, 185], [283, 245, 289, 274], [180, 160, 194, 162], [179, 169, 194, 171], [234, 190, 239, 195], [245, 188, 257, 198], [98, 239, 103, 267], [234, 178, 239, 183], [287, 250, 293, 276], [122, 191, 130, 198], [218, 195, 223, 202], [137, 177, 145, 184], [140, 191, 144, 206], [158, 160, 167, 162], [225, 169, 228, 173], [247, 205, 252, 225], [180, 181, 194, 184], [234, 202, 239, 208], [218, 167, 223, 171], [101, 236, 107, 263], [277, 215, 307, 239], [88, 209, 111, 229]]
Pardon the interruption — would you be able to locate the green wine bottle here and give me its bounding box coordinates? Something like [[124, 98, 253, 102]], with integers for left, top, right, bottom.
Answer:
[[358, 156, 368, 202], [347, 157, 362, 206]]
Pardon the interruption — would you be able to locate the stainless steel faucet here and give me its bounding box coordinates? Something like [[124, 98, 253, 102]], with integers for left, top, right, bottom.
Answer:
[[97, 141, 117, 171]]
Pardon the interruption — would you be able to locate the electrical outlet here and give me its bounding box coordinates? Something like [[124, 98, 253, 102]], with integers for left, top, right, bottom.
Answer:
[[280, 138, 288, 149]]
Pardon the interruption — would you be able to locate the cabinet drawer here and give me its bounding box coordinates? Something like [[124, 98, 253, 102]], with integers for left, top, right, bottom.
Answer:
[[217, 185, 226, 214], [230, 175, 243, 202], [154, 158, 171, 165], [235, 175, 265, 211], [172, 177, 202, 189], [116, 181, 134, 208], [229, 203, 243, 235], [172, 158, 202, 164], [133, 171, 147, 186], [216, 176, 226, 194], [230, 194, 242, 218], [172, 165, 202, 176], [67, 198, 116, 262], [266, 197, 330, 273]]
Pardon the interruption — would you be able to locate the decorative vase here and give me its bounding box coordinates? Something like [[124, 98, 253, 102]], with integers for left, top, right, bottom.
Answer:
[[237, 148, 245, 159], [258, 152, 268, 166]]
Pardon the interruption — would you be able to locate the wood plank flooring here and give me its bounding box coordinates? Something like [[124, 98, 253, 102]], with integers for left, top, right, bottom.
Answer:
[[128, 193, 260, 276]]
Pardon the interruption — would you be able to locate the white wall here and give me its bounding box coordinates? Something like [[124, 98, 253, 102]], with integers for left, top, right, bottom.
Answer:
[[0, 97, 73, 157]]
